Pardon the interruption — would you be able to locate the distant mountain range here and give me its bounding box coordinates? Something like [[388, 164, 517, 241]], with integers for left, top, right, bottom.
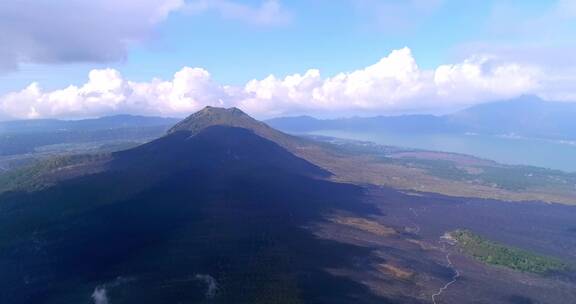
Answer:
[[0, 114, 179, 134], [267, 96, 576, 140], [2, 95, 575, 158], [0, 115, 180, 156]]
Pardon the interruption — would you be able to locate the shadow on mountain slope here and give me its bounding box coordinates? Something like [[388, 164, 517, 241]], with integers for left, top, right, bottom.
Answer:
[[0, 126, 397, 304]]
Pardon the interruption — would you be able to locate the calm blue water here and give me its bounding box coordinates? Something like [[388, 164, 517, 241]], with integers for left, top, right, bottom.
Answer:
[[306, 130, 576, 173]]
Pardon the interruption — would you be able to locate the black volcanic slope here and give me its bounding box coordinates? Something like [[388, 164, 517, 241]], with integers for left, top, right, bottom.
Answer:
[[0, 108, 385, 304]]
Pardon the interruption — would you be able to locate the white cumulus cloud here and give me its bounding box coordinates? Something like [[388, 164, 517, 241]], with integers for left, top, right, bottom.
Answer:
[[237, 48, 541, 115], [0, 47, 554, 120], [433, 55, 540, 104]]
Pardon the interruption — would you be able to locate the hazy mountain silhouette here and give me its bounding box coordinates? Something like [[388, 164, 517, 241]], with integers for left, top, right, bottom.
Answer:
[[0, 115, 179, 156], [447, 95, 576, 139], [267, 96, 576, 140], [0, 114, 179, 134]]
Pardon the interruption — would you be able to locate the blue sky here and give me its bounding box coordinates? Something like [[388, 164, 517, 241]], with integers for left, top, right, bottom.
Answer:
[[0, 0, 488, 88], [0, 0, 574, 119]]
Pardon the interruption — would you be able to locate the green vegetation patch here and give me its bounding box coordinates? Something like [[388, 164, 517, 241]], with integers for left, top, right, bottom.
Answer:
[[0, 153, 108, 194], [451, 229, 568, 274]]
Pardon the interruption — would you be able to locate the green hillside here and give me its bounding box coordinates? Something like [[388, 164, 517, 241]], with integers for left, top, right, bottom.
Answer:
[[451, 229, 568, 274]]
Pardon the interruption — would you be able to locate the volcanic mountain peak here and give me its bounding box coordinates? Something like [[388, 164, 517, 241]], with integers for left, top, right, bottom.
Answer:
[[168, 106, 302, 149], [168, 106, 265, 134]]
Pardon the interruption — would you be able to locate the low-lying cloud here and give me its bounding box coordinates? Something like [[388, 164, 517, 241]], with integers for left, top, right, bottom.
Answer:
[[195, 274, 218, 299], [0, 47, 569, 120], [92, 287, 109, 304]]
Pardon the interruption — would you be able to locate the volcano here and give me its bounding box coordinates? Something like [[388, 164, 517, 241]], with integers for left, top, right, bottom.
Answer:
[[0, 107, 383, 304]]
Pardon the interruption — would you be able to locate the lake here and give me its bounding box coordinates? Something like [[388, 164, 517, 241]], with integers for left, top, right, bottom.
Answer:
[[305, 130, 576, 173]]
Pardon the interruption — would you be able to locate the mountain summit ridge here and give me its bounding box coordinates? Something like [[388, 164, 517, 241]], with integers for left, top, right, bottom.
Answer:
[[168, 106, 304, 149], [168, 106, 265, 134]]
